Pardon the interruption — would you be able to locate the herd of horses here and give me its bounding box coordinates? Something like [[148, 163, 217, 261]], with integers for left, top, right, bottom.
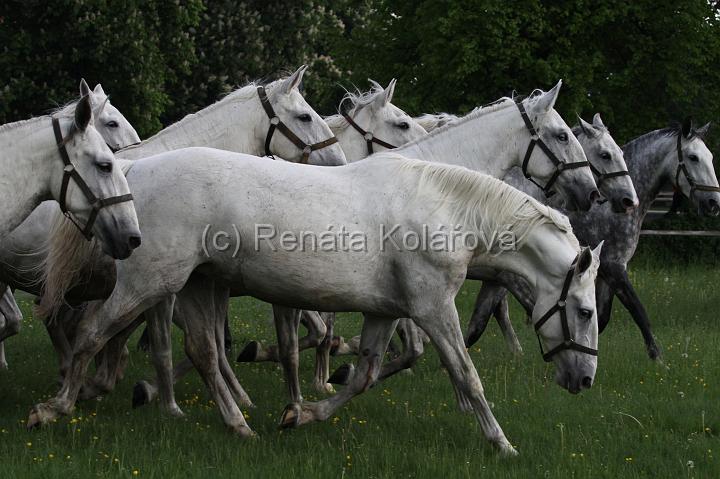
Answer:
[[0, 66, 718, 457]]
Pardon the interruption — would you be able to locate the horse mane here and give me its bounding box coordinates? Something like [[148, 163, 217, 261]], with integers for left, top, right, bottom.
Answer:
[[324, 80, 389, 131], [391, 155, 579, 253], [414, 113, 460, 132]]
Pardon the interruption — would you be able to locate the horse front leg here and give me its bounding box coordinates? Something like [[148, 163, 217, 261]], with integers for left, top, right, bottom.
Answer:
[[603, 263, 661, 360], [595, 275, 615, 333], [415, 304, 516, 456], [27, 288, 163, 428], [272, 305, 304, 403]]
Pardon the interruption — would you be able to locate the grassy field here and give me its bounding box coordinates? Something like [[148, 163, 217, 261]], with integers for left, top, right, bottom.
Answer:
[[0, 260, 717, 478]]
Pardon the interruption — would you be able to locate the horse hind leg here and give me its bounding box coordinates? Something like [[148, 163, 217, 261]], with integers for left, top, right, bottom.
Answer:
[[177, 275, 254, 436], [281, 315, 398, 429], [465, 282, 504, 348]]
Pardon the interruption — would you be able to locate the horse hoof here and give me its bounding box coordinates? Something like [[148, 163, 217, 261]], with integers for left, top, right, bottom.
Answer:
[[132, 381, 151, 409], [166, 405, 185, 418], [237, 341, 260, 362], [279, 403, 301, 429], [498, 443, 519, 458], [233, 425, 257, 439], [27, 403, 57, 430], [328, 363, 354, 385]]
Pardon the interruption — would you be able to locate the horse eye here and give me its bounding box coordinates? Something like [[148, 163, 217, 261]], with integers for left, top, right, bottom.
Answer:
[[600, 152, 611, 161], [579, 308, 593, 320], [298, 113, 312, 122], [397, 122, 410, 130], [96, 162, 113, 173], [688, 154, 699, 162], [105, 120, 119, 128], [557, 132, 568, 142]]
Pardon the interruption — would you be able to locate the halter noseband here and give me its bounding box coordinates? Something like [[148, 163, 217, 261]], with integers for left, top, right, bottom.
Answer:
[[257, 86, 338, 164], [674, 133, 720, 199], [534, 254, 598, 362], [342, 110, 397, 155], [587, 162, 630, 189], [517, 101, 590, 197], [52, 117, 134, 240]]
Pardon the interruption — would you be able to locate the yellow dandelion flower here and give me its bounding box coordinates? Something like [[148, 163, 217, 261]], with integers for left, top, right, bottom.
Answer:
[[132, 470, 139, 476], [25, 442, 32, 447]]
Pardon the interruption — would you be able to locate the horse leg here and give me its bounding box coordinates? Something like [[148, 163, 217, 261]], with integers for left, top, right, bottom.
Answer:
[[212, 288, 253, 408], [493, 295, 522, 355], [465, 282, 505, 348], [27, 284, 165, 428], [0, 284, 21, 343], [415, 305, 516, 456], [329, 335, 360, 356], [223, 313, 232, 351], [312, 312, 335, 394], [280, 315, 398, 428], [272, 305, 304, 403], [143, 296, 184, 416], [178, 276, 253, 436], [604, 264, 661, 360], [79, 317, 143, 400], [43, 305, 78, 381], [595, 275, 615, 333]]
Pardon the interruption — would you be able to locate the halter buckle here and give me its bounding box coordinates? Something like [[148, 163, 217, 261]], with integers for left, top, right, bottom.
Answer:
[[557, 300, 566, 308], [270, 117, 280, 126], [364, 132, 373, 141], [556, 162, 565, 171], [303, 146, 312, 155], [564, 339, 574, 347], [64, 164, 75, 173]]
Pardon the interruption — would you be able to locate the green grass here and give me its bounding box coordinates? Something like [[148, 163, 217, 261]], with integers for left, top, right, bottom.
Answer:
[[0, 260, 718, 478]]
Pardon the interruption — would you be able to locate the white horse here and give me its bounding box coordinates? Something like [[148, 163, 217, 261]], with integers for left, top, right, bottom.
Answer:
[[8, 67, 344, 383], [134, 81, 600, 407], [0, 79, 139, 258], [28, 149, 601, 458], [0, 80, 142, 366]]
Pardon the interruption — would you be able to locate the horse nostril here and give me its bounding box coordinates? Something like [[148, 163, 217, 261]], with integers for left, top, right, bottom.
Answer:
[[581, 376, 593, 389], [589, 190, 601, 204], [622, 197, 637, 209], [128, 235, 142, 250]]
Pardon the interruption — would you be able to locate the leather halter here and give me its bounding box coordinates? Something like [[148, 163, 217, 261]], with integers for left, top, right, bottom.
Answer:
[[534, 254, 598, 362], [52, 117, 134, 240], [517, 101, 590, 197], [587, 162, 630, 188], [674, 133, 720, 199], [342, 110, 397, 155], [257, 86, 338, 164]]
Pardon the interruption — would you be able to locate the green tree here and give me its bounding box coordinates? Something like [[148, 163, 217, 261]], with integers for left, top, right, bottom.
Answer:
[[0, 0, 203, 137]]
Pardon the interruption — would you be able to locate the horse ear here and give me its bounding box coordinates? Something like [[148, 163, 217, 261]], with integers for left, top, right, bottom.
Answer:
[[382, 78, 397, 106], [79, 78, 91, 97], [74, 94, 93, 131], [695, 122, 711, 139], [283, 65, 308, 95], [578, 115, 597, 138], [592, 113, 606, 129], [93, 83, 106, 98], [591, 240, 604, 262], [681, 116, 693, 138], [529, 80, 562, 117], [575, 246, 594, 276]]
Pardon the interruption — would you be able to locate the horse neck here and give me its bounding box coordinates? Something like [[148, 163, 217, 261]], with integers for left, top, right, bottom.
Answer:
[[624, 133, 676, 217], [471, 224, 577, 298], [393, 105, 523, 177], [117, 92, 266, 160], [331, 121, 370, 163], [0, 117, 57, 236]]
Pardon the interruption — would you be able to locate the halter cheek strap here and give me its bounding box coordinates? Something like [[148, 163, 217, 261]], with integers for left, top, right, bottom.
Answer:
[[517, 101, 590, 197], [341, 111, 397, 155], [52, 117, 134, 240], [257, 86, 338, 164], [533, 254, 598, 362], [674, 134, 720, 199]]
